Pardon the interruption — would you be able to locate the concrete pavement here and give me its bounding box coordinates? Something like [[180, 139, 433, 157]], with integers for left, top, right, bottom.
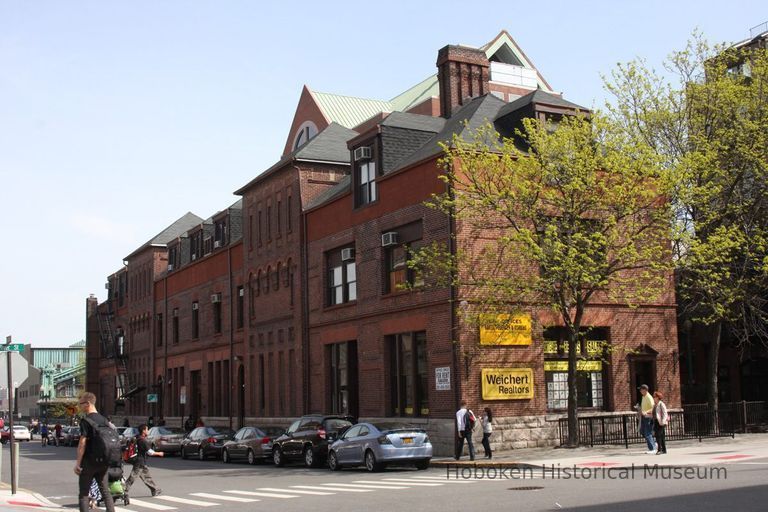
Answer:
[[0, 484, 61, 511]]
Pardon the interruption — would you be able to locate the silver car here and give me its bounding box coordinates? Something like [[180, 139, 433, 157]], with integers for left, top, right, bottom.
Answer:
[[146, 426, 185, 454], [328, 422, 432, 472]]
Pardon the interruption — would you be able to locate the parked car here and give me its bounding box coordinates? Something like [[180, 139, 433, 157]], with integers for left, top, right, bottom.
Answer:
[[180, 426, 235, 460], [271, 415, 353, 468], [222, 426, 285, 464], [61, 426, 81, 446], [327, 422, 431, 472], [146, 426, 185, 455], [1, 425, 32, 443], [118, 427, 140, 447]]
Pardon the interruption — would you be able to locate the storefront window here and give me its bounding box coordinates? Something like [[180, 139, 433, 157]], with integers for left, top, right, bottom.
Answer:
[[544, 327, 608, 410]]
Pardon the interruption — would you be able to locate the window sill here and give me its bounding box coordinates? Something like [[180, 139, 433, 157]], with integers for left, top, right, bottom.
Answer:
[[324, 300, 357, 312]]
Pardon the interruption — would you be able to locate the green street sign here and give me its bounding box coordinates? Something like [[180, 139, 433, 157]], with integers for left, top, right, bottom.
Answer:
[[0, 344, 23, 352]]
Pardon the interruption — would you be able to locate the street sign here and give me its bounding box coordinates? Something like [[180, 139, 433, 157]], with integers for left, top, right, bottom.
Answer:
[[147, 393, 158, 403], [0, 344, 23, 352], [0, 353, 29, 387]]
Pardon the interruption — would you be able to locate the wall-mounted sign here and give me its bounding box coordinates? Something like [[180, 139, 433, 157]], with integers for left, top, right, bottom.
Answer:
[[544, 339, 605, 355], [435, 366, 451, 391], [180, 385, 187, 405], [481, 368, 534, 400], [544, 360, 602, 372], [479, 313, 532, 345], [147, 393, 158, 403]]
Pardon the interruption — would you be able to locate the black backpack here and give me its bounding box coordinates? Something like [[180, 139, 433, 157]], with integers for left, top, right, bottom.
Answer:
[[84, 417, 121, 465], [465, 410, 476, 431]]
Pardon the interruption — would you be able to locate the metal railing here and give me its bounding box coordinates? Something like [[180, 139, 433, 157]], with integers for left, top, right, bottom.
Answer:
[[684, 401, 768, 433], [558, 406, 742, 447]]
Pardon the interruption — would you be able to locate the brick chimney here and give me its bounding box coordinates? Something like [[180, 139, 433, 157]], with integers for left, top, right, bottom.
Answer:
[[436, 45, 490, 118]]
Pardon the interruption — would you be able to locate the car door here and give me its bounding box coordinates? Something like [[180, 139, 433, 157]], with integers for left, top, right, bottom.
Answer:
[[279, 420, 301, 457], [187, 427, 203, 454], [290, 418, 317, 458], [348, 425, 369, 464], [236, 428, 252, 458], [335, 425, 360, 464]]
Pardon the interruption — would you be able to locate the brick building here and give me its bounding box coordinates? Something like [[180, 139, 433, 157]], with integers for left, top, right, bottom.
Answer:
[[86, 31, 679, 453]]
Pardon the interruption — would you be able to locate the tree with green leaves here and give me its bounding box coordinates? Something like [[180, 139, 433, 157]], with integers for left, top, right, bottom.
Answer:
[[605, 35, 768, 412], [416, 113, 672, 447]]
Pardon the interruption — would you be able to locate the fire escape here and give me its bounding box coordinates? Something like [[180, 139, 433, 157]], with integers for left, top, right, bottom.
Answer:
[[97, 309, 141, 403]]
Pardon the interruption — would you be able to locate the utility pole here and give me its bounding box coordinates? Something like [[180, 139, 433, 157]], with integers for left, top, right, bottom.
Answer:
[[4, 335, 17, 495]]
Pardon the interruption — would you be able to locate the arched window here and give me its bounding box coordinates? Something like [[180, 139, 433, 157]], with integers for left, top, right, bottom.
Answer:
[[292, 121, 318, 150]]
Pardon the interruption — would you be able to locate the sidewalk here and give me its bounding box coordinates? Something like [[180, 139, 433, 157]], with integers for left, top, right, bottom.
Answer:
[[432, 433, 768, 469], [0, 484, 61, 510]]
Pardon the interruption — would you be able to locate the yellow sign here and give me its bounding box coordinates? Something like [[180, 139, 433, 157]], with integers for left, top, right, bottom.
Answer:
[[479, 313, 532, 345], [544, 360, 602, 372], [543, 339, 604, 355], [481, 368, 534, 400]]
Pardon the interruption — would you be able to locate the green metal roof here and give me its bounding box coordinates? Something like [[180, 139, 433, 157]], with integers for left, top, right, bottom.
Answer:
[[312, 91, 392, 129], [390, 74, 439, 112]]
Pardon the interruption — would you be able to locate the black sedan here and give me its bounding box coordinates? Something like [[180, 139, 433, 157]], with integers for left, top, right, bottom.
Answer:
[[222, 426, 285, 464], [180, 427, 235, 460]]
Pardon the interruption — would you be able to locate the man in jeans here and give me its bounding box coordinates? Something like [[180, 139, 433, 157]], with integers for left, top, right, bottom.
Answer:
[[124, 423, 164, 497], [454, 400, 476, 461], [638, 384, 657, 454], [74, 392, 115, 512]]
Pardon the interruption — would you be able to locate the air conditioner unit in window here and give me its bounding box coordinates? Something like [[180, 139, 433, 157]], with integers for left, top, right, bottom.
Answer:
[[353, 146, 372, 161], [239, 288, 245, 297], [211, 294, 221, 303], [167, 264, 174, 271], [191, 254, 197, 261], [192, 303, 199, 310], [381, 232, 399, 247], [214, 240, 222, 248], [341, 247, 355, 261]]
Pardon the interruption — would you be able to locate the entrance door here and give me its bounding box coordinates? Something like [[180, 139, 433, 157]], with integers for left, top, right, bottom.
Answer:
[[630, 358, 656, 406], [329, 341, 359, 419], [190, 370, 202, 418], [238, 365, 245, 428]]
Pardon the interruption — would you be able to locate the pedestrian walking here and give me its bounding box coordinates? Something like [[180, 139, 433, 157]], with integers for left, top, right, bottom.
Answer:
[[481, 407, 493, 459], [653, 391, 668, 454], [638, 384, 656, 454], [74, 392, 116, 512], [124, 423, 164, 497], [40, 423, 49, 447], [454, 400, 476, 461], [55, 422, 63, 446]]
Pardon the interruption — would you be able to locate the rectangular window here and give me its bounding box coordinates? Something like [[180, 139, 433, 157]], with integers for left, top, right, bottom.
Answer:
[[355, 160, 377, 206], [192, 302, 199, 339], [172, 309, 179, 344], [213, 299, 222, 334], [329, 342, 356, 415], [384, 222, 424, 293], [236, 286, 244, 329], [544, 327, 607, 410], [168, 247, 177, 269], [248, 215, 253, 251], [214, 219, 227, 247], [287, 194, 293, 233], [267, 205, 272, 241], [276, 199, 282, 237], [258, 210, 263, 246], [327, 246, 357, 306], [156, 314, 163, 346], [390, 332, 428, 416]]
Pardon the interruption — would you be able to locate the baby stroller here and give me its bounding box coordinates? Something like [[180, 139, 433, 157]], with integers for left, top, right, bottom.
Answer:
[[92, 461, 130, 507]]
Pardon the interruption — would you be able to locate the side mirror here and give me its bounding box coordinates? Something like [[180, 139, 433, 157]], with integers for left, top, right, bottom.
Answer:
[[327, 432, 338, 442]]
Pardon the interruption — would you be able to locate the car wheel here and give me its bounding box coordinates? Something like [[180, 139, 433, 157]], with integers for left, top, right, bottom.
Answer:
[[415, 459, 430, 470], [328, 450, 341, 471], [198, 448, 206, 461], [181, 447, 188, 460], [273, 447, 284, 467], [304, 446, 318, 468], [364, 450, 382, 472], [247, 449, 256, 465], [222, 449, 230, 463]]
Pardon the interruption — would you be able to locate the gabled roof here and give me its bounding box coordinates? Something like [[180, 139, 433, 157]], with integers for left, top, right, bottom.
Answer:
[[235, 122, 356, 195], [495, 90, 588, 119], [125, 211, 203, 260], [312, 91, 392, 129], [392, 94, 507, 173], [380, 111, 446, 133]]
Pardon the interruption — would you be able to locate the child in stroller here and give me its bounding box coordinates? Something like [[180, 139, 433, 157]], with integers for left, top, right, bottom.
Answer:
[[90, 461, 129, 507]]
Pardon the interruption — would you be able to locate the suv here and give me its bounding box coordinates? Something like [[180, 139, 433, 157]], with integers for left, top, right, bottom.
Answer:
[[272, 415, 353, 468]]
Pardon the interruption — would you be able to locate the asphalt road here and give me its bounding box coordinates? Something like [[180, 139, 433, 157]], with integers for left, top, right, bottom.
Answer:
[[3, 440, 768, 511]]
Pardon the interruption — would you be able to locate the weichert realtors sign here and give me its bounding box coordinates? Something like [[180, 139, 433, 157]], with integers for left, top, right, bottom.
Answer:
[[481, 368, 534, 399]]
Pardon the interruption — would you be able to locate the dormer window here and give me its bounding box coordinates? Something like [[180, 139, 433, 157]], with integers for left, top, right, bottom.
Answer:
[[214, 218, 227, 249], [354, 145, 376, 207]]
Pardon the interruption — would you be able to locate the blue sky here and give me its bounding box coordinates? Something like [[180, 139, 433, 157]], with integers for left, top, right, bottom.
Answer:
[[1, 1, 766, 347]]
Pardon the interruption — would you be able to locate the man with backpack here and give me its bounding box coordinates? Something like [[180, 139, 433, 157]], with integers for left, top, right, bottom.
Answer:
[[124, 423, 164, 497], [455, 399, 476, 461], [74, 392, 116, 512]]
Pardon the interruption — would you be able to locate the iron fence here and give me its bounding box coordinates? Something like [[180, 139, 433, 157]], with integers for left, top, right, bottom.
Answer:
[[557, 406, 743, 447]]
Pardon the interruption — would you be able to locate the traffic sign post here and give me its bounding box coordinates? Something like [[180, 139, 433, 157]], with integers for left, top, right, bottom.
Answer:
[[4, 335, 17, 494]]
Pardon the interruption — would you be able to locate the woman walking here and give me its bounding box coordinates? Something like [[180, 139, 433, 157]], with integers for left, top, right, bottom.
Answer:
[[653, 391, 668, 454], [481, 407, 493, 459]]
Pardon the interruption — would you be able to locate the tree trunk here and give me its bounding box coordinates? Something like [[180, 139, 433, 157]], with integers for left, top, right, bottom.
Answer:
[[566, 326, 580, 447], [707, 321, 721, 432]]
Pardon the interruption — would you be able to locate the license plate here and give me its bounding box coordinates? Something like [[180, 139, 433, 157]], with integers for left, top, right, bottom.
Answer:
[[402, 437, 413, 444]]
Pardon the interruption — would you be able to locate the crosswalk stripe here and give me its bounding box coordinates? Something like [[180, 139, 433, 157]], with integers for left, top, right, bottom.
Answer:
[[410, 476, 476, 483], [259, 487, 335, 496], [224, 490, 299, 499], [191, 493, 259, 502], [380, 479, 445, 486], [353, 479, 441, 487], [292, 485, 373, 493], [155, 496, 219, 507], [125, 498, 177, 510], [321, 482, 410, 490]]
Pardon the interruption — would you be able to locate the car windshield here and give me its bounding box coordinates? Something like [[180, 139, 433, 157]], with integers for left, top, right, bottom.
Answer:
[[156, 427, 182, 435], [257, 426, 285, 437], [324, 419, 353, 431]]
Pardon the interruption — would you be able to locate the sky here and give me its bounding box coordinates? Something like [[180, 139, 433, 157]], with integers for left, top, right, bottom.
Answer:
[[1, 1, 766, 348]]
